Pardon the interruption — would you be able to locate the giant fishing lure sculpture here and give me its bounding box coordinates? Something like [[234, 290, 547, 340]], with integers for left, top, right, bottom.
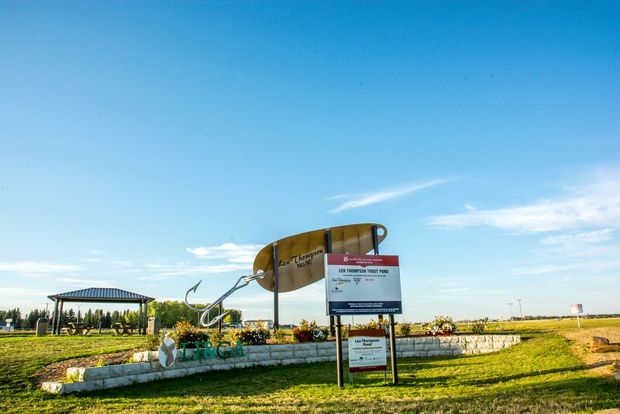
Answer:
[[184, 223, 387, 328], [184, 271, 264, 328]]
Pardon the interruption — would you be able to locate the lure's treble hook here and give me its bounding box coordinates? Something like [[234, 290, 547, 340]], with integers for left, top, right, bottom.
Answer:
[[184, 270, 264, 328]]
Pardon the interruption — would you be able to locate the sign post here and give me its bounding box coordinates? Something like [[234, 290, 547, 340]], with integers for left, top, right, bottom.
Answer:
[[571, 304, 583, 328], [325, 253, 402, 386]]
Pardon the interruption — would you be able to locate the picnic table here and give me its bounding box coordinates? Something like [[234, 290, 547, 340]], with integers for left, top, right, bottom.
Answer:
[[63, 322, 92, 336], [113, 322, 135, 335]]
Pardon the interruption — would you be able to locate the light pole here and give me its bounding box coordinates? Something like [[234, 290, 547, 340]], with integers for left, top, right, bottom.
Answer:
[[516, 299, 523, 320], [507, 303, 514, 321]]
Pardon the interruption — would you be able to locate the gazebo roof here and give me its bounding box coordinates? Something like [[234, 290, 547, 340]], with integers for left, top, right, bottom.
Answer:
[[48, 287, 154, 303]]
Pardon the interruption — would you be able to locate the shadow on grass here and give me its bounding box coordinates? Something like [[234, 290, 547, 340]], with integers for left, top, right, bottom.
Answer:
[[77, 367, 620, 414], [467, 360, 617, 386]]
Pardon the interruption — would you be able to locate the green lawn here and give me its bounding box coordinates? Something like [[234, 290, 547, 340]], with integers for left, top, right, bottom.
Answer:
[[1, 328, 619, 413]]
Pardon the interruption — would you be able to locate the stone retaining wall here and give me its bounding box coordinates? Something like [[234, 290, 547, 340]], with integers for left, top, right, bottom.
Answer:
[[42, 334, 520, 394]]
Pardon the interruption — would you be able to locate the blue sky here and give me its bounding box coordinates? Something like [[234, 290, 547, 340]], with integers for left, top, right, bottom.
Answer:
[[1, 1, 618, 324]]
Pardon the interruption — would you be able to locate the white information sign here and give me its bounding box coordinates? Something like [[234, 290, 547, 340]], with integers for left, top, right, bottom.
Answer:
[[570, 304, 583, 314], [348, 330, 387, 372], [325, 254, 402, 315]]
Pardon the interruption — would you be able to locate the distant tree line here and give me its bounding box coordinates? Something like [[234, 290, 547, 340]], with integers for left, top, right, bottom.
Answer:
[[0, 301, 243, 329], [147, 300, 242, 328]]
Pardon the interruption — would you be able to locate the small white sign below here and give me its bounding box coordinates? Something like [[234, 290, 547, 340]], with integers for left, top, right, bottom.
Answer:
[[348, 329, 387, 373]]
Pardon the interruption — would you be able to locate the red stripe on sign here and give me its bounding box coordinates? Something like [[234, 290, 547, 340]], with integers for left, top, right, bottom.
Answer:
[[326, 254, 399, 267]]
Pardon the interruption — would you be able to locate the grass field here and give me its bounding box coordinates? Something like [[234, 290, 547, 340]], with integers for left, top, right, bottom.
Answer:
[[0, 319, 619, 413]]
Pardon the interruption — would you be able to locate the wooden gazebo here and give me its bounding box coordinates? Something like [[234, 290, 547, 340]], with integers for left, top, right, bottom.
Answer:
[[48, 287, 154, 335]]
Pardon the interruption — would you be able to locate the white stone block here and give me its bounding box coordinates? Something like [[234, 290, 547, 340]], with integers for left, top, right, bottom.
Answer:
[[399, 351, 421, 358], [440, 342, 457, 350], [281, 358, 305, 366], [293, 350, 317, 358], [317, 342, 334, 350], [41, 381, 63, 394], [211, 363, 234, 371], [258, 360, 280, 367], [297, 343, 317, 352], [66, 367, 84, 381], [305, 356, 330, 363], [103, 376, 135, 389], [271, 351, 294, 360], [271, 344, 294, 352], [246, 350, 271, 361], [234, 362, 255, 369], [61, 380, 100, 393], [317, 348, 335, 357]]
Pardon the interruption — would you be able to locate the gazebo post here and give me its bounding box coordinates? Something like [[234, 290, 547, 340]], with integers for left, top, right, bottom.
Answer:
[[57, 300, 64, 335], [51, 299, 59, 335], [144, 301, 149, 335], [138, 301, 144, 335]]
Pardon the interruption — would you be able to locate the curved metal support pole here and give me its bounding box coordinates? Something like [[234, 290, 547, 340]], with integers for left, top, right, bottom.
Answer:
[[185, 271, 264, 328]]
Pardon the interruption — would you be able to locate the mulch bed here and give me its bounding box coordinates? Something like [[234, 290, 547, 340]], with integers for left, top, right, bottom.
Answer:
[[34, 351, 136, 384]]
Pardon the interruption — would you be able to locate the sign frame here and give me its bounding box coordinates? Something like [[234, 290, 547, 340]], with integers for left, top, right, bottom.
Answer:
[[348, 329, 387, 376], [325, 253, 402, 316]]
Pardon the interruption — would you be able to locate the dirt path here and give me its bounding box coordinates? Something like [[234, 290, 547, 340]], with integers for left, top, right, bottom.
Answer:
[[557, 327, 620, 377]]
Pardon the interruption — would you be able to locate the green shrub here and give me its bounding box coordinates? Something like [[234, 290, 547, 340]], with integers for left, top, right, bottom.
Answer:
[[354, 319, 390, 336], [175, 320, 209, 348], [472, 321, 486, 334], [144, 334, 161, 351], [231, 326, 271, 345], [273, 329, 286, 343], [398, 322, 412, 336], [209, 329, 225, 343], [422, 315, 457, 336], [292, 320, 329, 343]]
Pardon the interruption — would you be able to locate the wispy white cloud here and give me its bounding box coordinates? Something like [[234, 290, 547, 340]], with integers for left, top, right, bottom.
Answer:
[[510, 260, 620, 276], [140, 262, 253, 280], [0, 287, 50, 310], [428, 173, 620, 233], [187, 243, 262, 264], [86, 250, 106, 255], [541, 229, 613, 250], [0, 261, 80, 274], [329, 178, 455, 213], [0, 287, 48, 297], [81, 258, 103, 263], [56, 277, 110, 287]]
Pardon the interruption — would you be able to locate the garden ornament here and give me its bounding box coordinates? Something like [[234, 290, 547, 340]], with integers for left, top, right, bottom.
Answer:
[[158, 334, 177, 368], [184, 271, 264, 328]]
